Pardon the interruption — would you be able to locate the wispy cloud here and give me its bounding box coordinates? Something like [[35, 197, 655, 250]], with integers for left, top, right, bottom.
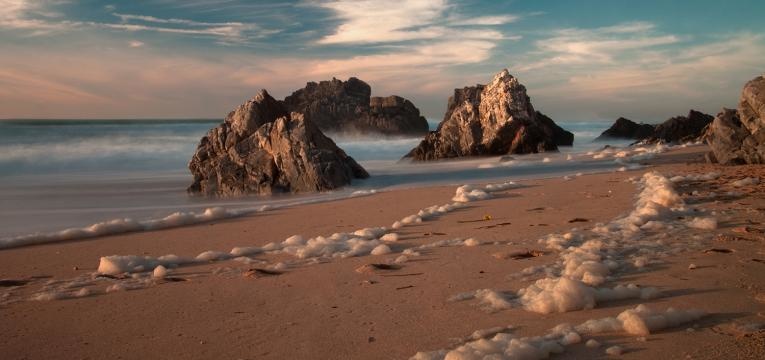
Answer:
[[520, 21, 679, 70], [314, 0, 518, 44], [0, 0, 72, 33], [0, 0, 267, 41]]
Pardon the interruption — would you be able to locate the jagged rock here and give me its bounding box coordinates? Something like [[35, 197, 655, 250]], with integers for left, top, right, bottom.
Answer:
[[647, 110, 713, 143], [595, 117, 655, 141], [188, 90, 369, 196], [705, 75, 765, 165], [738, 75, 765, 134], [704, 109, 753, 164], [405, 70, 569, 160], [536, 111, 574, 146], [282, 77, 428, 135], [365, 95, 429, 134]]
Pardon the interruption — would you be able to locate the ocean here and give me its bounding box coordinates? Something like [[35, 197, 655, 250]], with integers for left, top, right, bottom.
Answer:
[[0, 119, 631, 243]]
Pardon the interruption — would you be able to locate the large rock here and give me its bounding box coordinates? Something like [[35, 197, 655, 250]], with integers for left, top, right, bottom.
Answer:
[[536, 111, 574, 146], [282, 77, 428, 135], [705, 75, 765, 165], [647, 110, 713, 143], [188, 90, 369, 196], [738, 75, 765, 134], [405, 70, 569, 160], [595, 117, 655, 141]]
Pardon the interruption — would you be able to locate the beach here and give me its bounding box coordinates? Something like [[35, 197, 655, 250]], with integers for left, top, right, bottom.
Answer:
[[2, 145, 764, 359]]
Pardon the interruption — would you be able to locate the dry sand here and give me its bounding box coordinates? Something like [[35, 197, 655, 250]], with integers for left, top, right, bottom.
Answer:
[[1, 145, 764, 359]]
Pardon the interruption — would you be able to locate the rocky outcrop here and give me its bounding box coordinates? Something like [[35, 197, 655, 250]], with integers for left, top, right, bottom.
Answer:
[[282, 77, 428, 135], [595, 117, 655, 141], [188, 90, 369, 196], [365, 95, 429, 134], [647, 110, 713, 143], [705, 75, 765, 165], [405, 70, 570, 160], [536, 111, 574, 146]]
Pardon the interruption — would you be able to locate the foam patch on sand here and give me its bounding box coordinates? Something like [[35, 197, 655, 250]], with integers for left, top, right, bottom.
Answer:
[[411, 304, 704, 360], [452, 171, 715, 314], [730, 177, 760, 187], [453, 281, 658, 314]]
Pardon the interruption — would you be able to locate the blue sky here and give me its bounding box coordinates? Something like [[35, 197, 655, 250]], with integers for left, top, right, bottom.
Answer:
[[1, 0, 764, 121]]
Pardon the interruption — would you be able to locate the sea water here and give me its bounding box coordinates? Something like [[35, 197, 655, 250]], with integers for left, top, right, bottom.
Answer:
[[0, 119, 628, 240]]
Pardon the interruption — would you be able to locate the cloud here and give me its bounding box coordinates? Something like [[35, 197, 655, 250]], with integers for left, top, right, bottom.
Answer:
[[450, 15, 520, 26], [517, 29, 765, 120], [0, 1, 265, 41], [316, 0, 449, 44], [0, 0, 72, 33], [315, 0, 518, 44], [520, 21, 679, 70]]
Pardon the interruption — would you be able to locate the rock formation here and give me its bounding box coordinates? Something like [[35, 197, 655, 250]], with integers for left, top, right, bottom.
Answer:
[[536, 111, 574, 146], [405, 70, 572, 160], [188, 90, 369, 196], [595, 117, 655, 141], [596, 111, 712, 144], [647, 110, 713, 143], [282, 77, 428, 135], [705, 75, 765, 165]]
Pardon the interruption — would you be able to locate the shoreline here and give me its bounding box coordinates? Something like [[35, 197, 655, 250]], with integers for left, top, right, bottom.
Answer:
[[0, 140, 663, 249], [1, 145, 764, 359]]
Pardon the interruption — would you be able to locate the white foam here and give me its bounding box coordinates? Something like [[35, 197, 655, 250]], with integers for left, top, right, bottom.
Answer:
[[152, 265, 168, 279], [97, 254, 190, 275], [411, 305, 704, 359], [0, 206, 235, 249], [463, 238, 480, 247], [605, 345, 623, 356], [731, 177, 759, 187], [371, 244, 392, 255]]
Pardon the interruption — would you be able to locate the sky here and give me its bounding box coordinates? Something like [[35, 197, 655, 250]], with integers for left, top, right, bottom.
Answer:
[[1, 0, 764, 122]]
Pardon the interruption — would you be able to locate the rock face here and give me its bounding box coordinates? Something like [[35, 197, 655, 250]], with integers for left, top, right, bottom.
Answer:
[[188, 90, 369, 196], [282, 77, 428, 135], [705, 75, 765, 165], [648, 110, 713, 143], [405, 70, 571, 160], [595, 117, 655, 141], [536, 111, 574, 147]]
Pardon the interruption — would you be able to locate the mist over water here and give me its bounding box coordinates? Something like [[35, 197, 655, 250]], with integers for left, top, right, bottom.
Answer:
[[0, 119, 623, 238]]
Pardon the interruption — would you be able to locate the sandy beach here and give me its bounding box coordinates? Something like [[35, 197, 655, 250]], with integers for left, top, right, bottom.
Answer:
[[1, 145, 763, 359]]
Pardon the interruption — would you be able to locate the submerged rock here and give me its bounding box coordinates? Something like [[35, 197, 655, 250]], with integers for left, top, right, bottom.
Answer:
[[595, 117, 655, 141], [188, 90, 369, 196], [282, 77, 428, 135], [405, 69, 571, 160], [705, 75, 765, 165]]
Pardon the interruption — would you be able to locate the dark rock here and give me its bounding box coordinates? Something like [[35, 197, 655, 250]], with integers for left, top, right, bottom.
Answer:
[[282, 77, 428, 135], [536, 111, 574, 146], [365, 95, 429, 135], [188, 90, 369, 196], [648, 110, 714, 143], [704, 109, 751, 165], [595, 117, 655, 141], [405, 70, 568, 160], [704, 75, 765, 165]]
